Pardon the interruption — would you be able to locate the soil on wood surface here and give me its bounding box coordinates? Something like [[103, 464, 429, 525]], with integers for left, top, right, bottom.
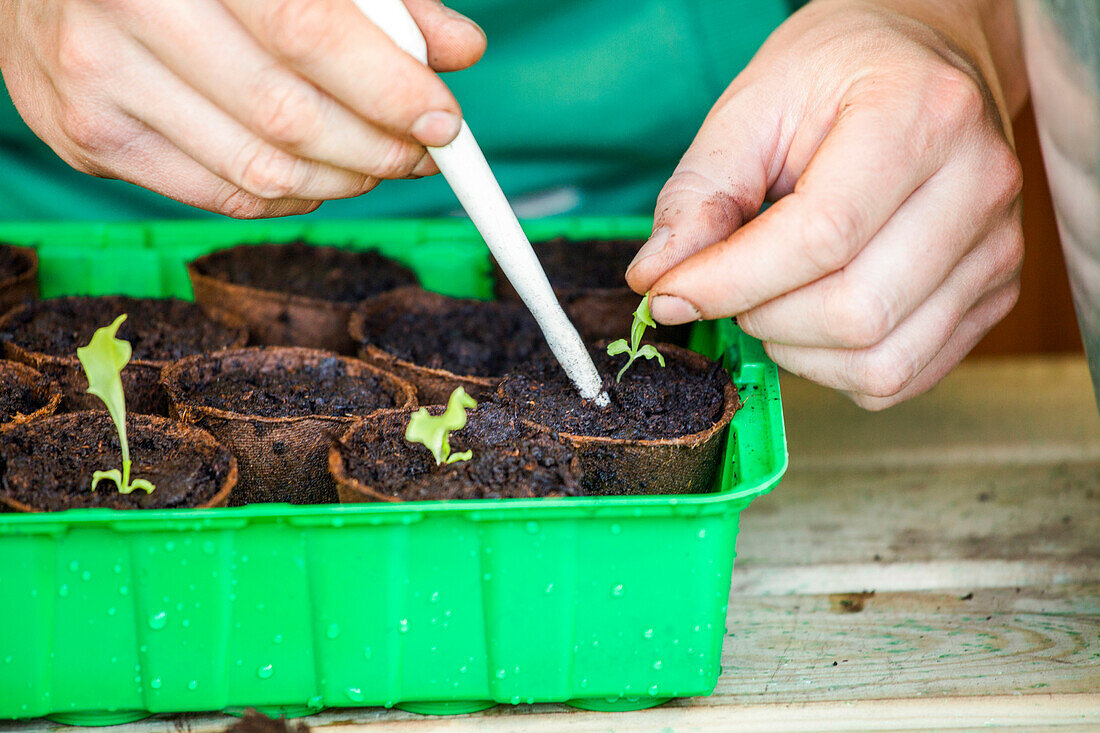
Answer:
[[0, 296, 240, 361], [361, 295, 549, 377], [0, 413, 232, 510], [499, 347, 728, 440], [0, 244, 32, 280], [340, 403, 580, 500], [523, 237, 642, 292], [0, 366, 51, 423], [226, 710, 310, 733], [195, 242, 417, 302], [181, 355, 403, 418]]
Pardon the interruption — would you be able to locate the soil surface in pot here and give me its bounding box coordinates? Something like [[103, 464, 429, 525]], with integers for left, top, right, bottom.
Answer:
[[0, 296, 240, 360], [341, 403, 580, 500], [0, 244, 32, 280], [0, 369, 51, 423], [499, 347, 727, 440], [525, 237, 641, 291], [362, 296, 549, 377], [182, 355, 404, 418], [196, 242, 417, 302], [0, 414, 232, 510]]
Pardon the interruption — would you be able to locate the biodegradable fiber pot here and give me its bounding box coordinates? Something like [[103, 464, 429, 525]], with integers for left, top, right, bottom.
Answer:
[[162, 347, 417, 505], [0, 360, 61, 430], [497, 343, 739, 496], [0, 412, 237, 512], [187, 242, 419, 354], [330, 402, 582, 502], [0, 243, 38, 317], [350, 286, 549, 405], [0, 296, 247, 416]]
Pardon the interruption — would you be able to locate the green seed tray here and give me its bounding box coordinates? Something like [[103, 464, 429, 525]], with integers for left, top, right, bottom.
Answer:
[[0, 217, 787, 722]]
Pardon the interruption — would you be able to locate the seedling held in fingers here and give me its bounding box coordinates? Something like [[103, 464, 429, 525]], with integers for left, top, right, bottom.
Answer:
[[606, 292, 665, 382], [76, 314, 156, 495], [405, 386, 477, 465]]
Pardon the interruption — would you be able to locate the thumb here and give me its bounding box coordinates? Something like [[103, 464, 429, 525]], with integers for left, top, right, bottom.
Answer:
[[625, 90, 777, 295], [403, 0, 487, 72]]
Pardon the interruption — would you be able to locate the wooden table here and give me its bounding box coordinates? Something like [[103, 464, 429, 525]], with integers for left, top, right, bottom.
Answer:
[[5, 356, 1098, 732]]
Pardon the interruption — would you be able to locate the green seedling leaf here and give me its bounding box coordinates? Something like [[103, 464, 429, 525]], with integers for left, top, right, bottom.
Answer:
[[606, 339, 630, 356], [405, 386, 478, 465], [608, 292, 666, 382], [77, 314, 156, 495]]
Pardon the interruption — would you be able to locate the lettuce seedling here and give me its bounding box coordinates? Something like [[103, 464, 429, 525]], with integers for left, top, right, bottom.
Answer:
[[76, 314, 156, 495], [606, 292, 665, 382], [405, 386, 477, 465]]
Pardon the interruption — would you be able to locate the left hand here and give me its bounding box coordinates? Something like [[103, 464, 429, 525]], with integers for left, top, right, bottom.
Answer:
[[625, 0, 1027, 409]]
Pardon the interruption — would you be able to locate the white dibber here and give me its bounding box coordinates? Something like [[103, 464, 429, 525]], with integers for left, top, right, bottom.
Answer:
[[353, 0, 609, 407]]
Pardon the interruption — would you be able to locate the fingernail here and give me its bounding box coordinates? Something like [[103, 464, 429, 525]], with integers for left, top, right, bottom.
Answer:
[[627, 227, 670, 274], [410, 110, 462, 147], [410, 154, 438, 178], [443, 6, 486, 38], [650, 294, 702, 325]]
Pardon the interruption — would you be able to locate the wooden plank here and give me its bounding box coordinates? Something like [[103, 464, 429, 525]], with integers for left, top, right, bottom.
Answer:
[[735, 461, 1100, 593], [5, 695, 1099, 733], [779, 356, 1100, 468]]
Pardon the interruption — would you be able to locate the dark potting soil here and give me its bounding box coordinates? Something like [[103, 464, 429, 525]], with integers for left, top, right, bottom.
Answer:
[[340, 403, 580, 500], [526, 237, 643, 292], [195, 242, 418, 302], [182, 356, 402, 418], [0, 296, 241, 361], [499, 347, 729, 440], [0, 244, 31, 280], [0, 368, 50, 424], [0, 414, 232, 510], [363, 297, 549, 377]]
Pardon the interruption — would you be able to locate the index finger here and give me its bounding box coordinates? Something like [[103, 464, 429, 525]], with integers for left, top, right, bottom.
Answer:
[[221, 0, 462, 146], [648, 101, 948, 324]]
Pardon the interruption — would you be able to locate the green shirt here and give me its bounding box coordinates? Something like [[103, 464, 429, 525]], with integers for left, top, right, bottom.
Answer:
[[0, 0, 792, 221]]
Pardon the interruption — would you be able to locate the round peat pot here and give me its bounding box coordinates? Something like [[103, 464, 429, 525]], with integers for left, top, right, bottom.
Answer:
[[162, 347, 417, 505], [350, 286, 548, 405], [188, 242, 418, 354], [0, 359, 61, 429], [498, 343, 739, 496], [0, 412, 237, 511], [492, 237, 692, 346], [0, 243, 38, 316], [330, 403, 581, 502], [0, 296, 247, 416]]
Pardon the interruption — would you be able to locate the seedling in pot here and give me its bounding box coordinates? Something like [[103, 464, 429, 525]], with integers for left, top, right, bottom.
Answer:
[[606, 292, 665, 382], [76, 315, 156, 494], [405, 386, 477, 465]]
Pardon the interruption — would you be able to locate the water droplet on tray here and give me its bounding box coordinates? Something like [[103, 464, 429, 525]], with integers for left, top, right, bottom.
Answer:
[[653, 660, 663, 670], [610, 584, 624, 598], [188, 680, 198, 691], [148, 611, 167, 630], [398, 619, 409, 633], [58, 584, 69, 597], [326, 623, 340, 639], [525, 521, 539, 534], [345, 687, 364, 702], [257, 664, 273, 679], [648, 684, 660, 696], [150, 678, 162, 689]]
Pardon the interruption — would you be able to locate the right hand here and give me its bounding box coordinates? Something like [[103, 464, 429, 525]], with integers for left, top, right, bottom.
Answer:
[[0, 0, 486, 217]]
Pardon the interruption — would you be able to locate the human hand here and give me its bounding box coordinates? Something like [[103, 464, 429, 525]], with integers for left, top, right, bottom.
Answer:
[[626, 0, 1027, 409], [0, 0, 485, 217]]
